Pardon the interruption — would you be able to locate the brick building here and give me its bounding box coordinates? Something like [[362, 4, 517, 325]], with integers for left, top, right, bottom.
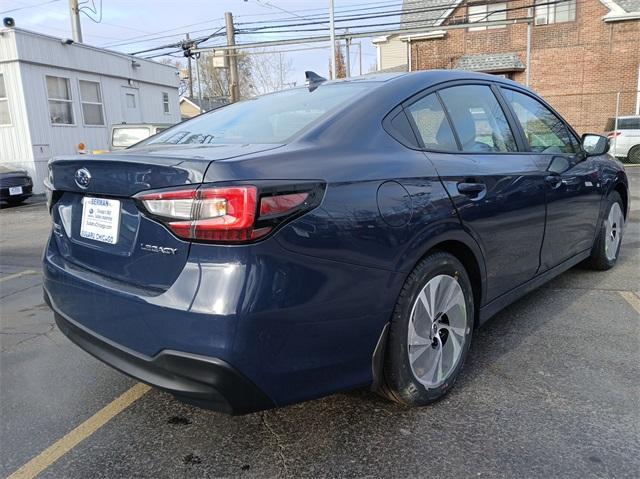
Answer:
[[374, 0, 640, 133]]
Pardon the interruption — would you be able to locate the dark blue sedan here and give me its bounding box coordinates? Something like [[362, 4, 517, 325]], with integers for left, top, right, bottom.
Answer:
[[43, 71, 629, 414]]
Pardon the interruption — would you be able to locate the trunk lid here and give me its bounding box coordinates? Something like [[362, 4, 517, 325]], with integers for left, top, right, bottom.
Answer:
[[48, 145, 280, 290]]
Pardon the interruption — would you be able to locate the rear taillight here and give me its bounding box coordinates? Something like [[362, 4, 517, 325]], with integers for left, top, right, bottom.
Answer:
[[135, 183, 322, 243]]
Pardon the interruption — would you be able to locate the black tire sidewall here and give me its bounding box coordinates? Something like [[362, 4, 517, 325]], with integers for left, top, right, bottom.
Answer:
[[385, 252, 474, 405]]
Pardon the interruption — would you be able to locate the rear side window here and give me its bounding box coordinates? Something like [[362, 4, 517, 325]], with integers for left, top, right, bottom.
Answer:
[[406, 93, 458, 151], [439, 85, 517, 152], [501, 88, 575, 154], [617, 117, 640, 130]]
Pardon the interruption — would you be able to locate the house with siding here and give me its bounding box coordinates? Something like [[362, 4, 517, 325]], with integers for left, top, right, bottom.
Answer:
[[0, 28, 181, 193], [374, 0, 640, 133]]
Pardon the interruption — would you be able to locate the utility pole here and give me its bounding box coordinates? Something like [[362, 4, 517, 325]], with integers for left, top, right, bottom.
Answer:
[[186, 33, 194, 98], [69, 0, 83, 43], [225, 11, 240, 103], [195, 53, 202, 104], [329, 0, 336, 79]]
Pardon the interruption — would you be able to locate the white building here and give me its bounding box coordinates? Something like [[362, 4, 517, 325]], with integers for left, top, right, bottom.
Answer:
[[0, 28, 181, 193]]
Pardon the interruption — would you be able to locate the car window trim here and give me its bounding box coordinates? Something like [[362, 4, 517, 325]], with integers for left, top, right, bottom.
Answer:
[[402, 93, 462, 152]]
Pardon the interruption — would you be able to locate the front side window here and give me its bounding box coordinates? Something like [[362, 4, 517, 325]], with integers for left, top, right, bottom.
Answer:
[[535, 0, 576, 25], [468, 2, 507, 31], [162, 92, 170, 114], [46, 76, 74, 124], [112, 127, 151, 148], [139, 83, 372, 146], [501, 88, 575, 154], [79, 80, 104, 126], [0, 74, 10, 125], [406, 93, 458, 151], [439, 85, 517, 152]]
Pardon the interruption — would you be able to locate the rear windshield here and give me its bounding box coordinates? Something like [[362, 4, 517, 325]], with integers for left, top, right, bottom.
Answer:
[[137, 83, 372, 146], [605, 117, 640, 131], [112, 127, 152, 148]]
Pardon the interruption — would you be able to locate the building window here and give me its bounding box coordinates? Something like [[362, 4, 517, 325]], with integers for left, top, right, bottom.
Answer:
[[79, 80, 105, 126], [125, 93, 136, 109], [46, 76, 74, 125], [0, 74, 10, 125], [162, 92, 170, 114], [535, 0, 576, 25], [468, 2, 507, 31]]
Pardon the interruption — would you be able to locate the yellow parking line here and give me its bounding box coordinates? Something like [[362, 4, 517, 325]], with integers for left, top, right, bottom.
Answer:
[[620, 291, 640, 314], [0, 270, 38, 283], [7, 383, 151, 479]]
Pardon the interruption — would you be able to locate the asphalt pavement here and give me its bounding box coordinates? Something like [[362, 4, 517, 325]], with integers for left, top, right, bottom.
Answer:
[[1, 171, 639, 479]]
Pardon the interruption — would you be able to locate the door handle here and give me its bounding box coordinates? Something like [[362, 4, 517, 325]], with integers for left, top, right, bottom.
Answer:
[[457, 182, 486, 197], [545, 174, 562, 189]]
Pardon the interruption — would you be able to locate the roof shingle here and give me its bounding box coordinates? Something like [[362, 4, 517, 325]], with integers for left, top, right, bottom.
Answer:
[[455, 52, 525, 72]]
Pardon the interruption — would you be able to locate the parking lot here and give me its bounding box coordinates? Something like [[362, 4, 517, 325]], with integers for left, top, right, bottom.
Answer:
[[1, 170, 639, 479]]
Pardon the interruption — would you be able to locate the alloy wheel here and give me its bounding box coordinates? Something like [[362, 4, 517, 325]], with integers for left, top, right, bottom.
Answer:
[[407, 274, 469, 388], [605, 202, 624, 262]]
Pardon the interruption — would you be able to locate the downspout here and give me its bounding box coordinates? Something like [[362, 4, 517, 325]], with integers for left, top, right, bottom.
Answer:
[[525, 20, 532, 87]]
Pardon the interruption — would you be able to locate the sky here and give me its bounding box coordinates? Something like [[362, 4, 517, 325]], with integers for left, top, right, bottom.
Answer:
[[0, 0, 404, 89]]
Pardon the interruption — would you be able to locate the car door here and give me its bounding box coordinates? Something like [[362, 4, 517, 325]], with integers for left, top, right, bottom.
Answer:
[[404, 83, 547, 303], [499, 87, 604, 271]]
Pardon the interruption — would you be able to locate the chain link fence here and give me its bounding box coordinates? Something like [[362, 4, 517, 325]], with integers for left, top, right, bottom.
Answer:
[[543, 90, 637, 134]]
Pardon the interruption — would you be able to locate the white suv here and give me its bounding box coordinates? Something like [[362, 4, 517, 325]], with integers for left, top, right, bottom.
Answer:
[[606, 115, 640, 164]]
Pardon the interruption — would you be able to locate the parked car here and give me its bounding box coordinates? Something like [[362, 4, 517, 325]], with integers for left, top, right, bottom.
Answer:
[[108, 123, 174, 151], [43, 71, 629, 414], [605, 115, 640, 163], [0, 166, 33, 205]]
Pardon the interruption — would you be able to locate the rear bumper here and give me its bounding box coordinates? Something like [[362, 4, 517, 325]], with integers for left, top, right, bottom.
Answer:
[[0, 184, 33, 201], [45, 289, 275, 415]]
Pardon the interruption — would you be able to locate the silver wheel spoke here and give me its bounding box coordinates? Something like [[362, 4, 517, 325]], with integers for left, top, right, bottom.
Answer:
[[605, 202, 623, 261], [407, 274, 469, 388]]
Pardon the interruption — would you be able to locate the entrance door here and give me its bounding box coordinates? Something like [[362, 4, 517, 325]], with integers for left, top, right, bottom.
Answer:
[[121, 87, 141, 123]]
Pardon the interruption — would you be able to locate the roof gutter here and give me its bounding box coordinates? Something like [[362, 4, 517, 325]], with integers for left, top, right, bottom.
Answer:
[[603, 12, 640, 21]]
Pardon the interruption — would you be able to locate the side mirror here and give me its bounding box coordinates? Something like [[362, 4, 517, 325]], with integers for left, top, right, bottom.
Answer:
[[581, 134, 610, 157]]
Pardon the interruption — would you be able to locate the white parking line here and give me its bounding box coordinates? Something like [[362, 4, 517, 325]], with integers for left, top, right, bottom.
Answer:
[[0, 270, 38, 283], [7, 383, 151, 479], [620, 291, 640, 314]]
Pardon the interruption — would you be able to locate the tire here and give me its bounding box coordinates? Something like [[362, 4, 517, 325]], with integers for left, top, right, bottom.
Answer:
[[585, 191, 625, 271], [627, 145, 640, 165], [380, 251, 474, 406]]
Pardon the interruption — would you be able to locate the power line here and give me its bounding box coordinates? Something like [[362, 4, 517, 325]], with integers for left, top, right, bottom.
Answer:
[[0, 0, 62, 15], [136, 0, 573, 59], [100, 0, 410, 49]]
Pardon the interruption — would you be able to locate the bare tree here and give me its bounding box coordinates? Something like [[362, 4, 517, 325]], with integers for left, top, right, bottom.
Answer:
[[158, 57, 189, 96], [329, 42, 346, 79], [248, 49, 294, 95], [196, 52, 253, 100]]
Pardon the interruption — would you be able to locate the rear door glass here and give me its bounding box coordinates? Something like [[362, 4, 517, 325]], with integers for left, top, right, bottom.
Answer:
[[438, 85, 517, 152]]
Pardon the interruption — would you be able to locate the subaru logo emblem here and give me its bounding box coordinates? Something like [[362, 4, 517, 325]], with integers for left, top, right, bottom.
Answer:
[[75, 168, 91, 189]]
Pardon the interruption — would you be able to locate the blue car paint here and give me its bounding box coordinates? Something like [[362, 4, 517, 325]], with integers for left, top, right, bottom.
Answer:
[[43, 70, 629, 411]]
